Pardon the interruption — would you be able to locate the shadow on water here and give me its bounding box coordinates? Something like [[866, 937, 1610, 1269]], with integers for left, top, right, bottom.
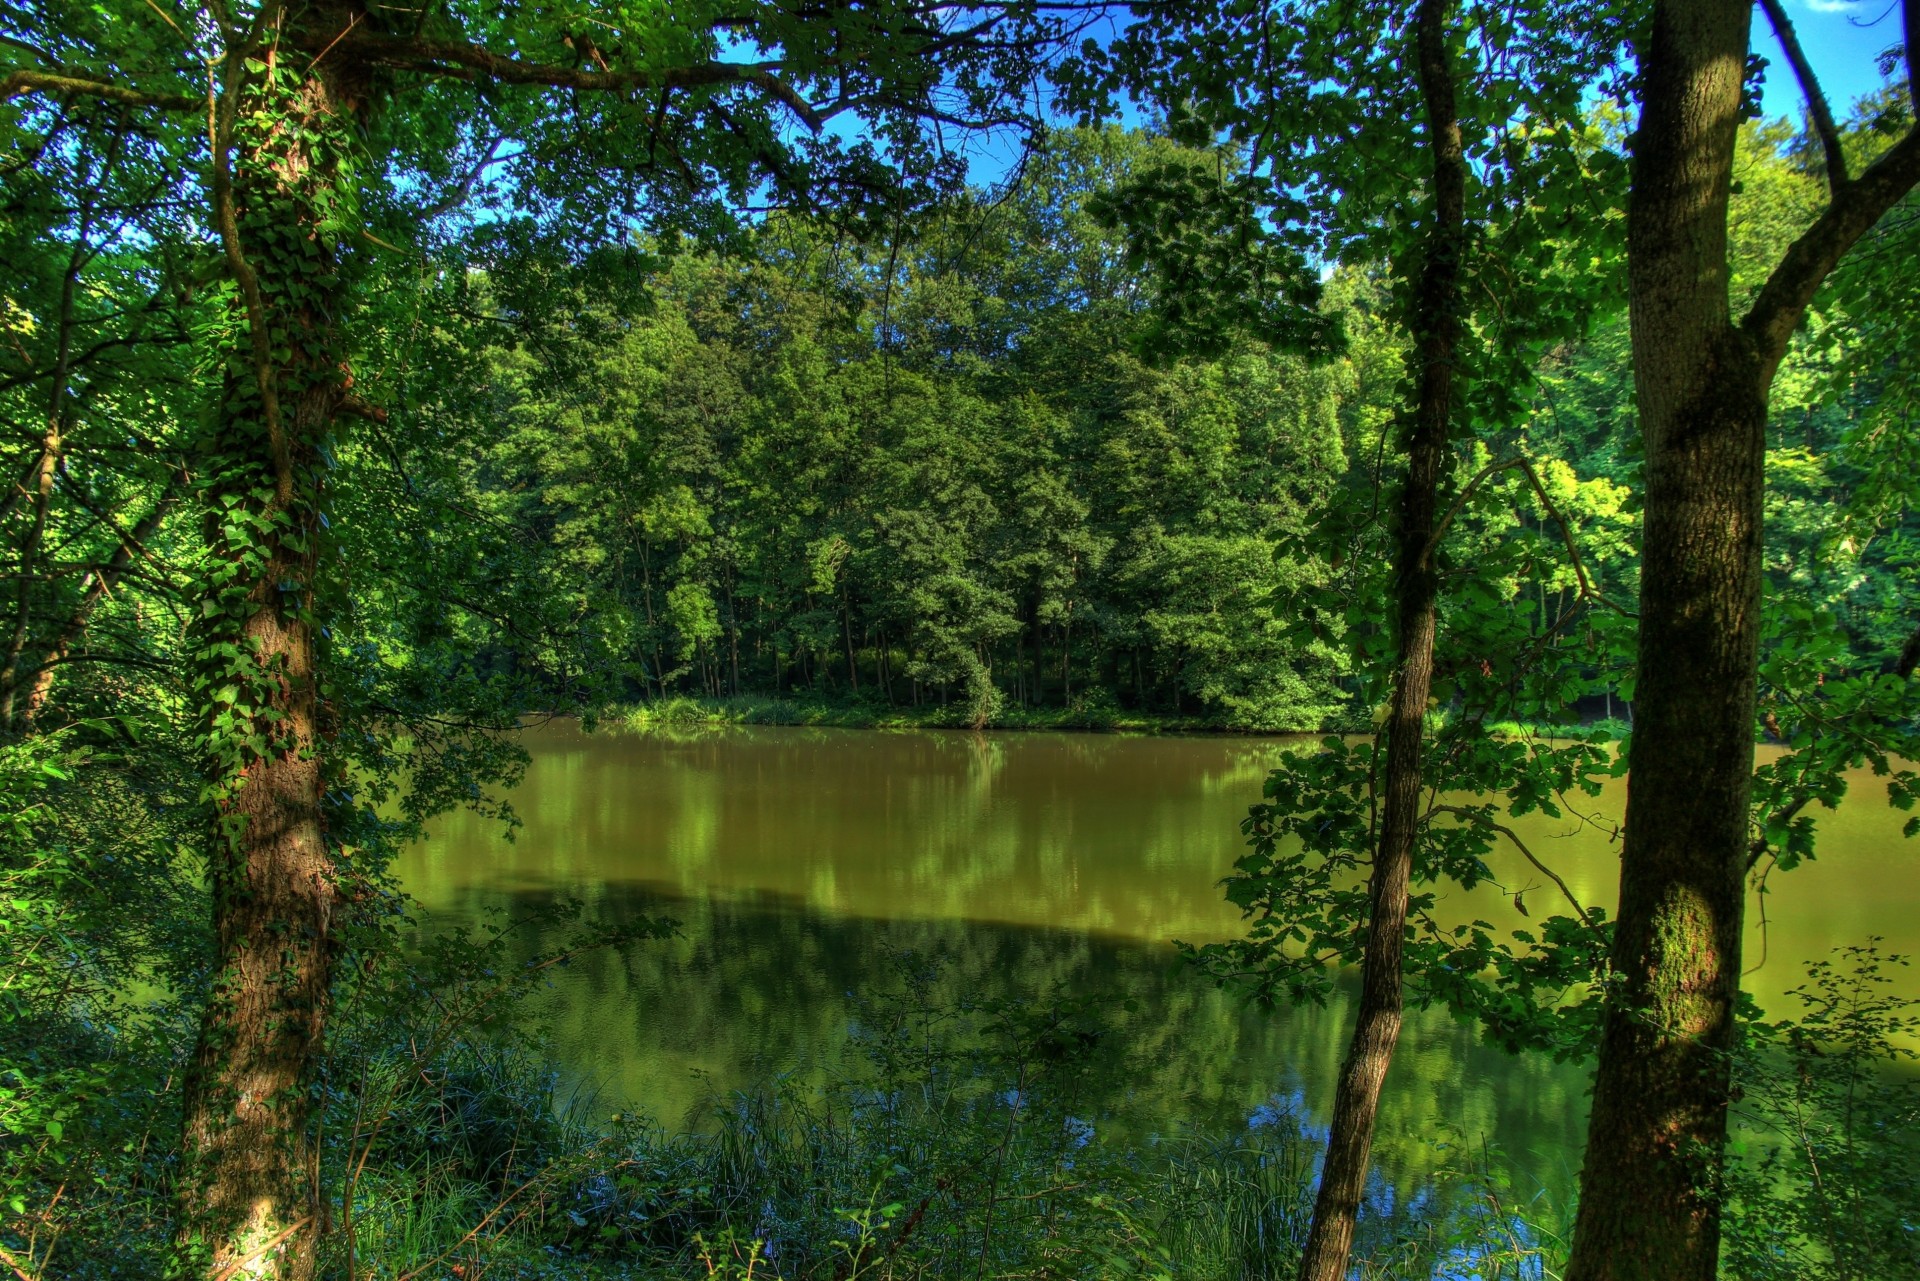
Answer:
[[411, 879, 1594, 1206]]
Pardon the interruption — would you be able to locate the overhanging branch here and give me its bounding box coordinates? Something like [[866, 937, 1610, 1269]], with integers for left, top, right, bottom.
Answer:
[[337, 34, 825, 132], [1426, 803, 1606, 940], [1742, 124, 1920, 379], [0, 70, 199, 112]]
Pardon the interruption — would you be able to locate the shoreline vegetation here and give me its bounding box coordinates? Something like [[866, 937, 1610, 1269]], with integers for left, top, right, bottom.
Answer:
[[607, 693, 1308, 735], [60, 923, 1900, 1281], [599, 694, 1634, 741]]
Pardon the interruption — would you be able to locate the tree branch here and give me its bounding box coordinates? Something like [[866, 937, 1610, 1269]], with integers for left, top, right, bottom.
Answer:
[[1426, 803, 1605, 938], [338, 34, 825, 131], [206, 22, 294, 510], [1908, 0, 1918, 123], [0, 70, 199, 112], [1420, 454, 1633, 616], [1743, 124, 1920, 379], [1757, 0, 1847, 190], [338, 393, 388, 425]]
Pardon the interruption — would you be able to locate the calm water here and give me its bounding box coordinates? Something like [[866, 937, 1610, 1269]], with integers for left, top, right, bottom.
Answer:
[[396, 723, 1920, 1196]]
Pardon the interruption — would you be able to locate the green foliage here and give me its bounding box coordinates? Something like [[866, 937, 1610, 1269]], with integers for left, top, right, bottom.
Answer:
[[1186, 726, 1620, 1059], [459, 131, 1354, 732], [0, 729, 199, 1279], [4, 0, 1920, 1269], [1722, 944, 1920, 1281]]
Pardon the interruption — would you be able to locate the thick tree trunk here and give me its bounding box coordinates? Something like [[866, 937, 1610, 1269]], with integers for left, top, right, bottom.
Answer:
[[1563, 8, 1757, 1279], [1564, 5, 1920, 1272], [176, 11, 367, 1278], [1294, 4, 1462, 1278]]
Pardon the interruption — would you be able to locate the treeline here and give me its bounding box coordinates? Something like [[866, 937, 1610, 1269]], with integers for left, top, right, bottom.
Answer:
[[455, 130, 1356, 728]]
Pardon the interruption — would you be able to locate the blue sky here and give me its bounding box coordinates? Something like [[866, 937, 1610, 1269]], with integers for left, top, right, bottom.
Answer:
[[797, 2, 1909, 199], [1759, 0, 1909, 119]]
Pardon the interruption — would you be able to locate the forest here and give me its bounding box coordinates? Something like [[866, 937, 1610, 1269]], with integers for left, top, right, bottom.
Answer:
[[3, 0, 1920, 1279]]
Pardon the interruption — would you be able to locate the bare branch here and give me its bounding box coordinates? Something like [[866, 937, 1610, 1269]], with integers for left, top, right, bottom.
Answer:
[[1757, 0, 1847, 190], [1426, 803, 1605, 937], [1421, 454, 1633, 616], [338, 393, 388, 425]]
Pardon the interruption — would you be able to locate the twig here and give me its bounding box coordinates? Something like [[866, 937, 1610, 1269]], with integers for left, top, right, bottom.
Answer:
[[208, 1215, 313, 1281], [1426, 802, 1605, 937]]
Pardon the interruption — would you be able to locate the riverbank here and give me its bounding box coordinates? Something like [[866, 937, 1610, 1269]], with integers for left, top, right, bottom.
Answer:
[[602, 694, 1631, 741], [607, 693, 1321, 734]]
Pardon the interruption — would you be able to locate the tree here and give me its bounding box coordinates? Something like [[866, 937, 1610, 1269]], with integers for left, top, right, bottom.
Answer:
[[1565, 3, 1920, 1278], [1082, 3, 1630, 1275], [3, 1, 1073, 1273]]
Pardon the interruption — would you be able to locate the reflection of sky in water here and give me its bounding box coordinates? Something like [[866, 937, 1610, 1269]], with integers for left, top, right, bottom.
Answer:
[[398, 722, 1920, 1207]]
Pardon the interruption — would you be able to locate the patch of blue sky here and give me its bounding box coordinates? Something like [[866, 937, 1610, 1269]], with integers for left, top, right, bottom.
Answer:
[[1760, 0, 1909, 121]]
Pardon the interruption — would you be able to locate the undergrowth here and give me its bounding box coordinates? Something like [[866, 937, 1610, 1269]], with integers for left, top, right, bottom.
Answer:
[[8, 875, 1913, 1280], [317, 940, 1568, 1281]]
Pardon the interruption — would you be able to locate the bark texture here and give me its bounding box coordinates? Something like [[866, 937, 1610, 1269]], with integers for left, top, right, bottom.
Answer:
[[1567, 3, 1920, 1278], [175, 8, 368, 1277], [1565, 10, 1758, 1278], [1293, 3, 1462, 1277]]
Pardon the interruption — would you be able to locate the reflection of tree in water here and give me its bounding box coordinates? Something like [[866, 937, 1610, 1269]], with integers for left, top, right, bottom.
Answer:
[[414, 725, 1305, 941], [453, 884, 1592, 1202]]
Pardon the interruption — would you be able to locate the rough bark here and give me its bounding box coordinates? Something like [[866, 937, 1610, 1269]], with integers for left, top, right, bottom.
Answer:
[[1564, 11, 1757, 1276], [1293, 3, 1463, 1277], [175, 8, 368, 1277], [1567, 4, 1920, 1278]]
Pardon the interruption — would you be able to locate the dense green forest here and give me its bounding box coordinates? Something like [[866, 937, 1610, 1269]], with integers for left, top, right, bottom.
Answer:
[[456, 132, 1358, 729], [4, 0, 1920, 1279]]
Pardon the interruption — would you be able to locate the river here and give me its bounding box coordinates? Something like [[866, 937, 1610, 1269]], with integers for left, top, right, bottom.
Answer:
[[396, 722, 1919, 1201]]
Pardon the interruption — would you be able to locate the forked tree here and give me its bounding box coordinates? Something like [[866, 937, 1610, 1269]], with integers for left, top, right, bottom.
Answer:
[[1566, 2, 1920, 1277]]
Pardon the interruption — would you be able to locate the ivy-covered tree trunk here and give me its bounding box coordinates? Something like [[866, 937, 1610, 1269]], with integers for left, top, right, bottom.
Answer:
[[1294, 3, 1462, 1277], [1567, 3, 1920, 1277], [176, 9, 368, 1277]]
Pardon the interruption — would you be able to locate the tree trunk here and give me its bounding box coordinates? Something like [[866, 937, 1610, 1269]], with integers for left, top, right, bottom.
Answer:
[[1295, 5, 1463, 1279], [841, 586, 858, 692], [1563, 5, 1766, 1276], [727, 583, 740, 695], [176, 11, 367, 1277], [1060, 608, 1072, 706], [640, 545, 664, 697], [1567, 4, 1920, 1276]]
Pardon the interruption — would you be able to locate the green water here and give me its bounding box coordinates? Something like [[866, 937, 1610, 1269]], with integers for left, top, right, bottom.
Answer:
[[397, 722, 1920, 1198]]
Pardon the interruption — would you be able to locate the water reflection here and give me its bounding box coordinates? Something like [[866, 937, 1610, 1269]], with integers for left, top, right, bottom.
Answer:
[[397, 723, 1920, 1200]]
